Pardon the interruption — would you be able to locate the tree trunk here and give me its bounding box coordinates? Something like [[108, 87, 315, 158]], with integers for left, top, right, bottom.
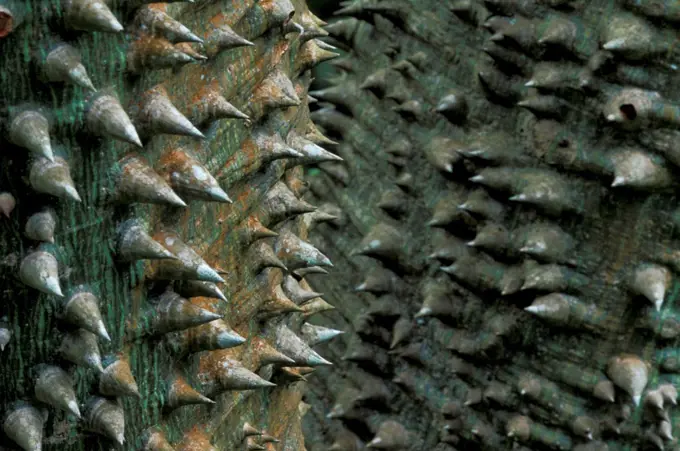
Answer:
[[0, 0, 335, 449], [304, 1, 680, 450]]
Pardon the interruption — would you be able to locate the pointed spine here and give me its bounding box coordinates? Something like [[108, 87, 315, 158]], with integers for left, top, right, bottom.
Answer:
[[367, 420, 410, 449], [83, 396, 125, 445], [41, 43, 95, 91], [607, 354, 649, 406], [157, 148, 230, 203], [99, 356, 140, 398], [248, 68, 301, 117], [63, 0, 123, 33], [139, 291, 222, 335], [25, 209, 56, 244], [116, 219, 175, 261], [295, 39, 339, 72], [126, 35, 194, 73], [190, 84, 249, 125], [19, 249, 63, 297], [203, 23, 253, 57], [86, 93, 142, 147], [259, 181, 316, 225], [629, 263, 672, 311], [283, 275, 322, 304], [287, 131, 343, 165], [133, 5, 203, 44], [29, 157, 80, 202], [0, 192, 15, 218], [58, 329, 103, 372], [9, 109, 53, 161], [133, 86, 204, 139], [174, 280, 228, 303], [246, 241, 288, 275], [168, 318, 245, 353], [300, 323, 344, 346], [165, 372, 214, 409], [111, 154, 186, 207], [352, 223, 405, 265], [61, 289, 110, 341], [34, 365, 80, 417], [2, 402, 45, 451], [274, 230, 332, 270], [209, 356, 276, 392], [270, 321, 332, 366]]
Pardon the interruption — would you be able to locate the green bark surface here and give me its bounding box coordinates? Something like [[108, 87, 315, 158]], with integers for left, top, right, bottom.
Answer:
[[0, 0, 324, 449]]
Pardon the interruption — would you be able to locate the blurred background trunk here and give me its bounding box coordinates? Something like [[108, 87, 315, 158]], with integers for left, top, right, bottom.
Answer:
[[301, 1, 680, 450]]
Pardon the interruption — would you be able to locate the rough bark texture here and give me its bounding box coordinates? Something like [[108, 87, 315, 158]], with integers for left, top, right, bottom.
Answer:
[[0, 1, 338, 450], [303, 0, 680, 450]]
